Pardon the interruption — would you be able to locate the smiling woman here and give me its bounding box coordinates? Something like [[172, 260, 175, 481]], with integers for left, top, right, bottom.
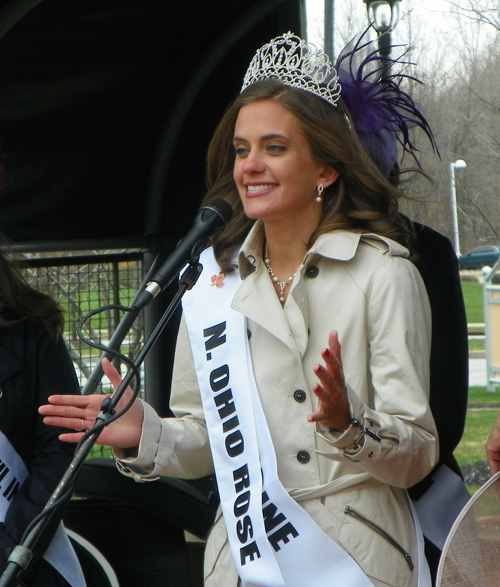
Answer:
[[40, 31, 440, 587]]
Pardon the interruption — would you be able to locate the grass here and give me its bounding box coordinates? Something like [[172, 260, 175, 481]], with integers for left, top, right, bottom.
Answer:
[[461, 281, 484, 324], [453, 406, 498, 470], [456, 279, 496, 484], [467, 385, 500, 405], [469, 338, 485, 351], [453, 386, 500, 493]]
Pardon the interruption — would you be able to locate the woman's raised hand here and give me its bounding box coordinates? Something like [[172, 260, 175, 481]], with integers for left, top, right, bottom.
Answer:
[[38, 357, 144, 448], [307, 330, 351, 432]]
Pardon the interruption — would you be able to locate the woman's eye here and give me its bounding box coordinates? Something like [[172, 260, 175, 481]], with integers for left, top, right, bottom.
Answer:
[[234, 146, 249, 157], [267, 144, 286, 153]]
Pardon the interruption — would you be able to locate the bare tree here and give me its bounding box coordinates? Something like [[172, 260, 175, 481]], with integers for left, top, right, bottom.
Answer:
[[394, 1, 500, 252]]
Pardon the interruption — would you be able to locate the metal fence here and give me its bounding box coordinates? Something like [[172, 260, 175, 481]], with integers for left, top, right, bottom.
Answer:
[[20, 250, 146, 390], [20, 250, 147, 456]]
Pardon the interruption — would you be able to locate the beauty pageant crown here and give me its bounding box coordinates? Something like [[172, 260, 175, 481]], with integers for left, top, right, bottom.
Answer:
[[241, 32, 341, 108]]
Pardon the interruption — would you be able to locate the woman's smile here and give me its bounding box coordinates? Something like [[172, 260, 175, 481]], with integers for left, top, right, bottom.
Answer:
[[245, 183, 277, 196]]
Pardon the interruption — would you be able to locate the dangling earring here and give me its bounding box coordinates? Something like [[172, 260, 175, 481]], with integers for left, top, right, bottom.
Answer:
[[315, 184, 324, 203]]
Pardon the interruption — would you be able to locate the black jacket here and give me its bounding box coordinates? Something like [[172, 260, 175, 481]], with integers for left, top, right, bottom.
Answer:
[[407, 221, 469, 586], [0, 321, 79, 585], [408, 221, 469, 494]]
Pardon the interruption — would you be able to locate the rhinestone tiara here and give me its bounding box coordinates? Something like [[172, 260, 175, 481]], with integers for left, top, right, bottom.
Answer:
[[241, 32, 341, 107]]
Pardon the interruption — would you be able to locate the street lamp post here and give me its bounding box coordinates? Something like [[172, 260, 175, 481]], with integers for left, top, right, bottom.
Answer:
[[450, 159, 466, 256], [362, 0, 401, 78], [324, 0, 335, 60]]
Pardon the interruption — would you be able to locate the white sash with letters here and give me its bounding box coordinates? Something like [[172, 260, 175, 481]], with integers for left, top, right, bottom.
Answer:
[[182, 248, 376, 587], [0, 429, 86, 587]]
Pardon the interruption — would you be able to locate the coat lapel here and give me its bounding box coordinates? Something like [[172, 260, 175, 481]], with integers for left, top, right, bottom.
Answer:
[[231, 267, 305, 363]]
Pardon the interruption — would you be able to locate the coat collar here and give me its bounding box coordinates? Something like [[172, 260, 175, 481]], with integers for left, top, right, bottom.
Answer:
[[237, 221, 409, 278], [233, 223, 408, 360]]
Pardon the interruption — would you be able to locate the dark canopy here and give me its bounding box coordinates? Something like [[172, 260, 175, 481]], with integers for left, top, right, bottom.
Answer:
[[0, 0, 302, 249]]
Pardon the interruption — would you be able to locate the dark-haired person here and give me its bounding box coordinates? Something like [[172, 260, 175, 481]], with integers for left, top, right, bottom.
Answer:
[[0, 240, 84, 587], [40, 33, 439, 587]]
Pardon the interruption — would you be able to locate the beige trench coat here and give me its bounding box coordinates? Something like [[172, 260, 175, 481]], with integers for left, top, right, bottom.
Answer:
[[116, 223, 438, 587]]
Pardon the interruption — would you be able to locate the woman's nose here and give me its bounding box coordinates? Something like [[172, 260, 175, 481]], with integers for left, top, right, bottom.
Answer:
[[242, 150, 265, 174]]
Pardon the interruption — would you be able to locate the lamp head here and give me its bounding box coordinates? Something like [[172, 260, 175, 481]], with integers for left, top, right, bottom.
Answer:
[[363, 0, 401, 33]]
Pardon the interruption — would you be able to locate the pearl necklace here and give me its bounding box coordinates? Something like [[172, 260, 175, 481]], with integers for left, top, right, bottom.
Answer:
[[264, 244, 295, 305]]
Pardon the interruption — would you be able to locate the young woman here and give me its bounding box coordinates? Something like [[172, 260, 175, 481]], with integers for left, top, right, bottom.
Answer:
[[40, 33, 438, 587], [0, 239, 84, 586]]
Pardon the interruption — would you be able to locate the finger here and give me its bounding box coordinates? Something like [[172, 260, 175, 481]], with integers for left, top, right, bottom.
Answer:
[[39, 403, 88, 419], [42, 415, 86, 430], [310, 380, 333, 404], [308, 407, 328, 424], [41, 395, 92, 409], [58, 432, 86, 443], [309, 380, 346, 414], [313, 363, 342, 396], [102, 357, 123, 391], [307, 396, 326, 423], [309, 377, 350, 430], [321, 347, 344, 383], [328, 330, 342, 361], [307, 411, 322, 423]]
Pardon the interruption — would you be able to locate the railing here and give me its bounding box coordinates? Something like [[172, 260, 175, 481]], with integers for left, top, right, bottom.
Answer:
[[484, 259, 500, 391]]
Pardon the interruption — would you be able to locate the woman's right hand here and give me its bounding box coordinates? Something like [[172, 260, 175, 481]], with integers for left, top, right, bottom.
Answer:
[[38, 357, 144, 448]]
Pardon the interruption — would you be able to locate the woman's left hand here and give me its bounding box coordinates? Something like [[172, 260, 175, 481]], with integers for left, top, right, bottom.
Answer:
[[307, 330, 351, 432]]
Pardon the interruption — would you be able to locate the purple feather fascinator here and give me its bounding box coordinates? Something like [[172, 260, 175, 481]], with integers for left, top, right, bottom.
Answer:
[[335, 28, 438, 178]]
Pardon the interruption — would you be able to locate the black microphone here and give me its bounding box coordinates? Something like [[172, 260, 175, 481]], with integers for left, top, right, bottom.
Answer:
[[133, 199, 233, 310]]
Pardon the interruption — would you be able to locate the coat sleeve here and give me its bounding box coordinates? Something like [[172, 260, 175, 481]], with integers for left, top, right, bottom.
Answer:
[[0, 326, 80, 574], [319, 254, 439, 489], [114, 315, 213, 481]]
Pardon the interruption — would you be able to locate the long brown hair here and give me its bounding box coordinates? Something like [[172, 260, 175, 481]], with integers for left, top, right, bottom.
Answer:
[[202, 79, 411, 272], [0, 240, 64, 340]]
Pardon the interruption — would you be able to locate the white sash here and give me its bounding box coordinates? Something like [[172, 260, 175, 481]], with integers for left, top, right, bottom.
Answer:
[[412, 464, 471, 551], [182, 248, 375, 587], [0, 429, 86, 587]]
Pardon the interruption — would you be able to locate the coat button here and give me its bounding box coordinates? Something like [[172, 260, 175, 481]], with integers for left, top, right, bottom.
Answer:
[[293, 390, 306, 403], [247, 329, 252, 339], [305, 265, 319, 278], [297, 451, 310, 464]]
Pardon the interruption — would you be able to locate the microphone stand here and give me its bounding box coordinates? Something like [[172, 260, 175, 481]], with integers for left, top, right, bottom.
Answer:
[[0, 260, 203, 587]]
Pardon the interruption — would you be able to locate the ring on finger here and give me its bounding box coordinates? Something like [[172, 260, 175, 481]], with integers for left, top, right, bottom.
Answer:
[[75, 419, 86, 432]]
